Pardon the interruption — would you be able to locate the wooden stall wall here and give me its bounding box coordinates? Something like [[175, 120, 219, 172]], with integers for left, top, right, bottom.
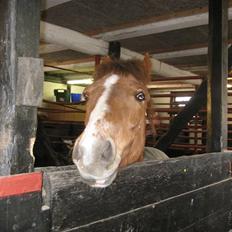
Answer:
[[40, 152, 232, 232]]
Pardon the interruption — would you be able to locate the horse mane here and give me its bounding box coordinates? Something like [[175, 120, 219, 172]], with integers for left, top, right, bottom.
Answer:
[[94, 58, 150, 84]]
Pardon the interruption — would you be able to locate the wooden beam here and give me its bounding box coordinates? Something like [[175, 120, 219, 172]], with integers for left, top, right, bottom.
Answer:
[[207, 0, 228, 152], [40, 21, 108, 55], [43, 62, 95, 72], [0, 0, 42, 175], [39, 9, 232, 55], [43, 56, 95, 70], [147, 83, 196, 89], [153, 47, 208, 60], [39, 43, 66, 54], [94, 8, 232, 41], [40, 0, 72, 10], [228, 44, 232, 70], [39, 43, 228, 62], [40, 22, 195, 77], [180, 65, 208, 72], [154, 44, 232, 60], [108, 41, 121, 60]]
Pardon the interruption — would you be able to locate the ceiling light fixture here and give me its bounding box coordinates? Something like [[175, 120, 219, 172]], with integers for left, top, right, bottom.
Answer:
[[67, 79, 93, 85]]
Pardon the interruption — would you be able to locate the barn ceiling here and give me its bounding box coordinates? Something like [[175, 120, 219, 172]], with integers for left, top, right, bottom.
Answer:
[[40, 0, 232, 82]]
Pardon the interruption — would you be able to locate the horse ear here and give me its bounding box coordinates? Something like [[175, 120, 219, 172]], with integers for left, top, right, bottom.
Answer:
[[94, 56, 112, 81], [143, 53, 152, 83]]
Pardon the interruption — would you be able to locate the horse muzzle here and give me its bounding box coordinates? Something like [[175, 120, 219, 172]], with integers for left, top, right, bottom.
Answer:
[[72, 138, 121, 188], [77, 168, 118, 188]]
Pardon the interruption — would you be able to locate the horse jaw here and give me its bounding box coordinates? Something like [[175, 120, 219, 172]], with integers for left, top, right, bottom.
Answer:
[[119, 124, 146, 167]]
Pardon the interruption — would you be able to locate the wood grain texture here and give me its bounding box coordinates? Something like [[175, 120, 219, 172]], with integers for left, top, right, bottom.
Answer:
[[0, 192, 44, 232], [16, 57, 43, 107], [207, 0, 228, 152], [41, 152, 232, 231], [0, 0, 40, 175]]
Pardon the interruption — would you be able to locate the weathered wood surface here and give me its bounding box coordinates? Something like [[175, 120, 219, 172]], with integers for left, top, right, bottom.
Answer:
[[16, 57, 43, 107], [40, 21, 195, 77], [41, 152, 232, 231], [62, 179, 232, 232], [0, 0, 41, 175], [34, 121, 64, 167], [108, 41, 121, 60], [207, 0, 228, 152], [0, 192, 44, 232]]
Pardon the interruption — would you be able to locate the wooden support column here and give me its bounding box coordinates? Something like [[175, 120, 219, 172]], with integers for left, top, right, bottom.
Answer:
[[108, 41, 121, 60], [95, 55, 101, 66], [0, 0, 43, 175], [207, 0, 228, 152]]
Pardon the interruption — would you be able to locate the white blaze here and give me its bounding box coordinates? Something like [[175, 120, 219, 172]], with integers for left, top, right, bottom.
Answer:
[[79, 74, 120, 165]]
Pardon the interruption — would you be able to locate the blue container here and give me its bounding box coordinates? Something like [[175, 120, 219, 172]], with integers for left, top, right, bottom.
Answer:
[[71, 93, 82, 103]]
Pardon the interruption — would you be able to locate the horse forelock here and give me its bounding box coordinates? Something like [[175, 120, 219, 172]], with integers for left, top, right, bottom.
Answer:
[[94, 59, 150, 84]]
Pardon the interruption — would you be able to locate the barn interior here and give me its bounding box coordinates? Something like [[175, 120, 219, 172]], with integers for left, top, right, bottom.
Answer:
[[2, 1, 232, 231], [35, 0, 232, 166]]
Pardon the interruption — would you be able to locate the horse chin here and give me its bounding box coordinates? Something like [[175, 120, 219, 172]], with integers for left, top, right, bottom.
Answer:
[[80, 171, 118, 188], [73, 153, 121, 188]]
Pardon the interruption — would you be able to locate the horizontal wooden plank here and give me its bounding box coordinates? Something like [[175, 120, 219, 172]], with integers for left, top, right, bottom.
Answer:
[[0, 172, 42, 198], [182, 210, 232, 232], [154, 47, 208, 60], [41, 152, 232, 231], [36, 165, 76, 172], [40, 21, 195, 77], [94, 8, 232, 41], [0, 192, 44, 231], [70, 178, 232, 232], [41, 0, 72, 10]]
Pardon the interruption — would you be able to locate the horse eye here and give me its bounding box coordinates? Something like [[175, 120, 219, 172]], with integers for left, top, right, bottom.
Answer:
[[135, 92, 145, 102], [81, 92, 88, 102]]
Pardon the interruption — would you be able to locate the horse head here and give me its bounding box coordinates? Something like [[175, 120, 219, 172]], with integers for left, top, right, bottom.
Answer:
[[72, 54, 152, 187]]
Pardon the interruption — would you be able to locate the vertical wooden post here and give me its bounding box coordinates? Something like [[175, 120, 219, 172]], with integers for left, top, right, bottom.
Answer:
[[207, 0, 228, 152], [108, 41, 121, 60], [0, 0, 42, 175], [95, 55, 101, 68]]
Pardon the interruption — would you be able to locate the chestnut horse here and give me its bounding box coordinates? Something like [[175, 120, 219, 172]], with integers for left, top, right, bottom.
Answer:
[[72, 55, 168, 188]]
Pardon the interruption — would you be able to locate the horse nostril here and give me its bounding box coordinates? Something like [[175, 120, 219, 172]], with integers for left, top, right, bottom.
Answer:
[[101, 140, 113, 162], [101, 152, 109, 161], [72, 144, 84, 161]]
